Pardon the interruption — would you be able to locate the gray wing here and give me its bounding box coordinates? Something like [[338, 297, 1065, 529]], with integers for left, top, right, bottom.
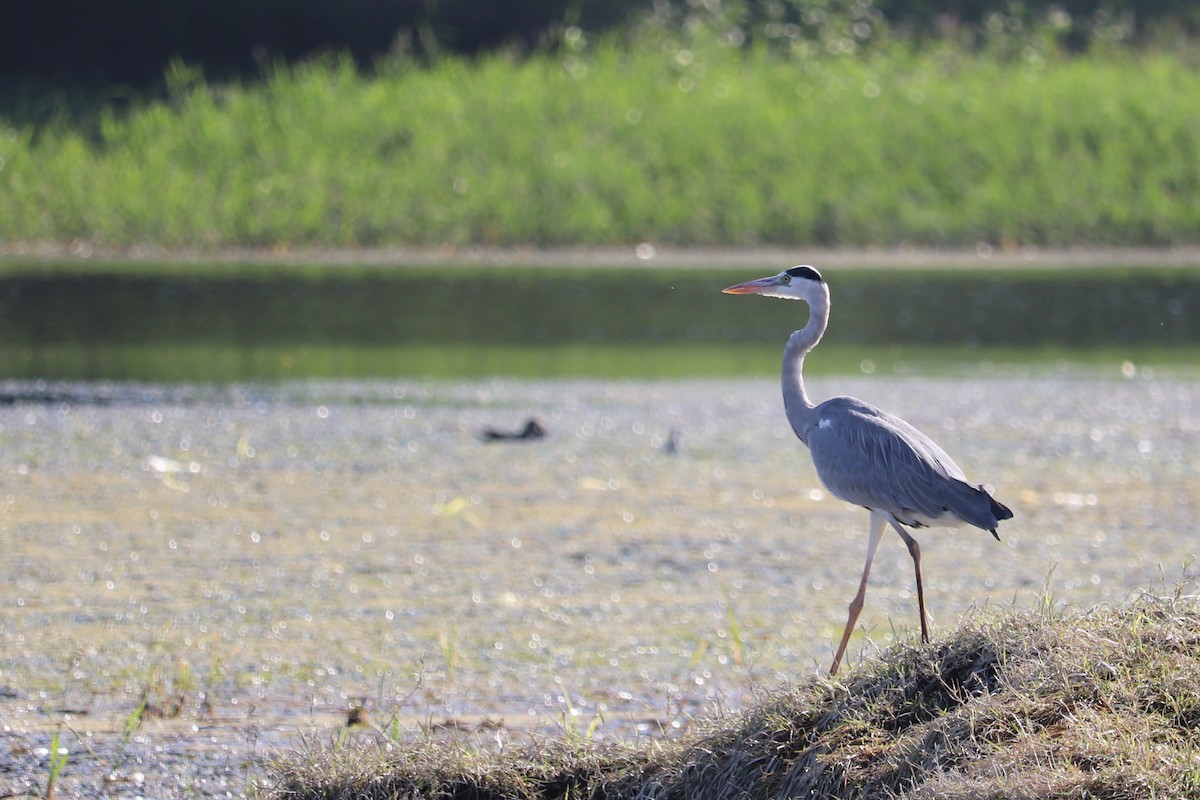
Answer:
[[803, 397, 999, 530]]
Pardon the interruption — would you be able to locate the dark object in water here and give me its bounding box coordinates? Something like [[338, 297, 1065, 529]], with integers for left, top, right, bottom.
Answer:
[[346, 699, 368, 727], [480, 418, 546, 442]]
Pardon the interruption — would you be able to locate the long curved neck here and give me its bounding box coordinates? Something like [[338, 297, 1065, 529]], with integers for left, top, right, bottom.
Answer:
[[782, 287, 830, 443]]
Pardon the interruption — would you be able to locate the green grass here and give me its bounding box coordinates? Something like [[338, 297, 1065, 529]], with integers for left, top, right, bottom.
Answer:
[[42, 728, 68, 800], [268, 592, 1200, 799], [1, 37, 1199, 249]]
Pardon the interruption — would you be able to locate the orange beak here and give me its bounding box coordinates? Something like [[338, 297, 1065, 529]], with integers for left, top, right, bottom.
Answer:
[[722, 275, 779, 295]]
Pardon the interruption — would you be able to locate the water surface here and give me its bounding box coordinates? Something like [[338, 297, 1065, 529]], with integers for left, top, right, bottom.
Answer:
[[1, 262, 1196, 381], [1, 374, 1197, 798]]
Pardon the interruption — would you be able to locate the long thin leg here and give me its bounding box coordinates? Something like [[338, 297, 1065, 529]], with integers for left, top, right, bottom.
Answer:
[[890, 522, 929, 643], [830, 512, 886, 675]]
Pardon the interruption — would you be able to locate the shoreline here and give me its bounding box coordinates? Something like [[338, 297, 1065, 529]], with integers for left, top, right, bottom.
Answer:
[[3, 242, 1200, 269]]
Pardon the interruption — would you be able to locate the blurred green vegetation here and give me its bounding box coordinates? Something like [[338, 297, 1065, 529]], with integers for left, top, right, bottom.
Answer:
[[5, 1, 1197, 92], [1, 4, 1198, 249]]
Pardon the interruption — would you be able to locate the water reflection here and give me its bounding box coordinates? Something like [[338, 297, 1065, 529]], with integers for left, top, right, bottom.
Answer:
[[0, 264, 1196, 380]]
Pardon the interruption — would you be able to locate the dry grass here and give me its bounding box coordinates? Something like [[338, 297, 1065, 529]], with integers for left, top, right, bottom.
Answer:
[[270, 592, 1200, 799]]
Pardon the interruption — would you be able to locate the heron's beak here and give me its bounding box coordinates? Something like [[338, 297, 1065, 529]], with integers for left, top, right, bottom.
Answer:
[[722, 275, 779, 295]]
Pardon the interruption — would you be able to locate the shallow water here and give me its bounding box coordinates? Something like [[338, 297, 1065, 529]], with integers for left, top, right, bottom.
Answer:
[[1, 374, 1197, 797], [2, 263, 1198, 380]]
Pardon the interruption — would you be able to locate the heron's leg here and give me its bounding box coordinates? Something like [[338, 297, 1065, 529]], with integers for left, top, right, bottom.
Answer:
[[890, 522, 929, 643], [830, 512, 886, 676]]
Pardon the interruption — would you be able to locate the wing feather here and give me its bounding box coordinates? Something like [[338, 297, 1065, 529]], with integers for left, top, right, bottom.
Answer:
[[803, 397, 997, 529]]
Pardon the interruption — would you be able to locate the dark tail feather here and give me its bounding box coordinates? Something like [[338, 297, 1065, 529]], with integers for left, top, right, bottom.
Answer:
[[986, 491, 1013, 541], [989, 494, 1013, 521]]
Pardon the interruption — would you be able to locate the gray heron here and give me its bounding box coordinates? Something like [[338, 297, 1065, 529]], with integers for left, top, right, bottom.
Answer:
[[724, 265, 1012, 675]]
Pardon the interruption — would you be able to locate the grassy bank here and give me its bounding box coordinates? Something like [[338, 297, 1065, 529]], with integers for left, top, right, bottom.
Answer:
[[1, 37, 1198, 250], [269, 593, 1200, 799]]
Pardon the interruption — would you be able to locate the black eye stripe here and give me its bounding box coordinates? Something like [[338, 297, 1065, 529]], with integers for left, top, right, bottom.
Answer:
[[785, 266, 824, 282]]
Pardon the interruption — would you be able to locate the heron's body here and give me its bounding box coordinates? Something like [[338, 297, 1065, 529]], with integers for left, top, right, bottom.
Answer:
[[800, 396, 1007, 532], [724, 265, 1012, 674]]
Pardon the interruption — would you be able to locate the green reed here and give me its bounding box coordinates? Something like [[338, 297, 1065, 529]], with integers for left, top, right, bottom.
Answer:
[[1, 39, 1197, 248]]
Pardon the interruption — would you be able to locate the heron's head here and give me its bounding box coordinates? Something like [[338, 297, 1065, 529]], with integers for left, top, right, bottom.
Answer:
[[722, 265, 824, 301]]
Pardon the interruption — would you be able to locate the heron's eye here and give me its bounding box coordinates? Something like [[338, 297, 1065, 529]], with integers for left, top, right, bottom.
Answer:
[[781, 274, 791, 284]]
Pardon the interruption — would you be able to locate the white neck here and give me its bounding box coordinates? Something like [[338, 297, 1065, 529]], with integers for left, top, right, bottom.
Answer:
[[781, 283, 830, 442]]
